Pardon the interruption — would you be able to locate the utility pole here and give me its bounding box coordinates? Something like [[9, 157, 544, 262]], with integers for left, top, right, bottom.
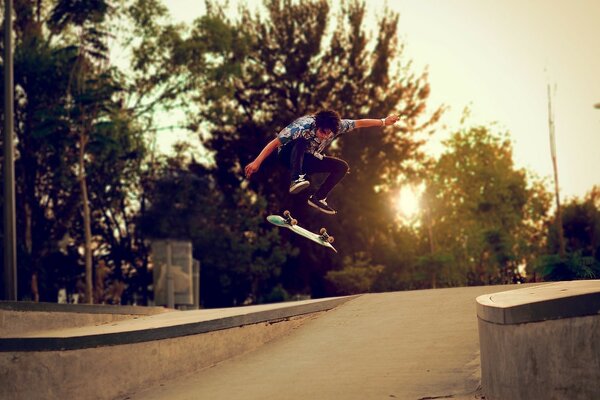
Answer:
[[422, 192, 437, 289], [547, 84, 566, 258], [3, 0, 17, 300]]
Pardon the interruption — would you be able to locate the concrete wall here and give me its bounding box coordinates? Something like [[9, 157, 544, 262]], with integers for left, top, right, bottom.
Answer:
[[477, 281, 600, 400], [479, 314, 600, 400], [0, 313, 319, 400], [0, 296, 355, 399]]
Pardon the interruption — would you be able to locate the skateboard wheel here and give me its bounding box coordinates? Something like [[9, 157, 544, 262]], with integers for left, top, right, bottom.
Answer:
[[290, 218, 298, 226], [327, 236, 335, 244], [283, 210, 291, 217], [319, 228, 327, 235]]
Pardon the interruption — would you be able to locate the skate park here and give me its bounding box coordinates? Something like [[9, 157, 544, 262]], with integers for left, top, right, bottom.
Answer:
[[2, 280, 599, 400], [2, 1, 600, 399]]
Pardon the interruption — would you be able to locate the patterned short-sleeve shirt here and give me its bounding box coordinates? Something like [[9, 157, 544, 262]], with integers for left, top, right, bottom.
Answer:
[[277, 115, 356, 157]]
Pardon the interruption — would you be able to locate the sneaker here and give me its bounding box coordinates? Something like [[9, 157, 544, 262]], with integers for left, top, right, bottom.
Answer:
[[308, 196, 337, 215], [289, 175, 310, 194]]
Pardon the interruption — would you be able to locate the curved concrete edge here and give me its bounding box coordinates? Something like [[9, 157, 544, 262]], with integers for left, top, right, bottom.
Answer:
[[477, 281, 600, 400], [0, 314, 322, 400], [0, 310, 147, 338], [0, 296, 359, 400], [1, 295, 358, 352], [0, 302, 172, 338], [0, 301, 170, 315], [476, 280, 600, 325]]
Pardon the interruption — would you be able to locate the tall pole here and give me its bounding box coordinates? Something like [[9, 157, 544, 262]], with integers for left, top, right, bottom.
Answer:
[[3, 0, 17, 300], [547, 84, 566, 258]]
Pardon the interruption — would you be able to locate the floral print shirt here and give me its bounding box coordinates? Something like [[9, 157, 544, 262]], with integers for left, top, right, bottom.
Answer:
[[277, 115, 356, 158]]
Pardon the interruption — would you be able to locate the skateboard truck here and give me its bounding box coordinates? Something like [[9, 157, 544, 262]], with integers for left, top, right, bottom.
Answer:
[[283, 210, 298, 226], [319, 228, 335, 244]]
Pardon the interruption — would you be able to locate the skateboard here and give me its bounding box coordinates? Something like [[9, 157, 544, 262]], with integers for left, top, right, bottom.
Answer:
[[267, 210, 337, 253]]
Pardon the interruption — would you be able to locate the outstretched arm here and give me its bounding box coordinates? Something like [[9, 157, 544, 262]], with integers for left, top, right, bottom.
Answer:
[[244, 137, 282, 178], [355, 114, 399, 129]]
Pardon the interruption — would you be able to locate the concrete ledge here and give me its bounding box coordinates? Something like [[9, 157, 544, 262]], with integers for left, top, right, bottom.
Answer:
[[0, 296, 357, 400], [0, 301, 169, 315], [476, 280, 600, 400], [0, 302, 171, 338], [1, 296, 356, 352], [476, 280, 600, 325]]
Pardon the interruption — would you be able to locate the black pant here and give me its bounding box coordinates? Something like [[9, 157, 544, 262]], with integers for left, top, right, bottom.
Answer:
[[279, 138, 349, 200]]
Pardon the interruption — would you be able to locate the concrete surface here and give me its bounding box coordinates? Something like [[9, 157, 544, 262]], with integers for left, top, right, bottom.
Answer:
[[477, 279, 600, 324], [0, 296, 353, 400], [0, 301, 169, 315], [0, 301, 170, 337], [1, 314, 319, 400], [1, 296, 353, 351], [478, 315, 600, 400], [477, 280, 600, 400], [126, 285, 525, 400]]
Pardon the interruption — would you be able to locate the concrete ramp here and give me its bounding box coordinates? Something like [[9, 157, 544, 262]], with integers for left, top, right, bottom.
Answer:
[[0, 296, 353, 400], [5, 283, 569, 400], [126, 285, 524, 400]]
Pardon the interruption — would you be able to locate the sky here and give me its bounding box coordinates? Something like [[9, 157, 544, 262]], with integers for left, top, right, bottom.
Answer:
[[158, 0, 600, 200]]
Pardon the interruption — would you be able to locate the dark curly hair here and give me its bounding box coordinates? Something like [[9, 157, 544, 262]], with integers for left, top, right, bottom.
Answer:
[[314, 110, 341, 134]]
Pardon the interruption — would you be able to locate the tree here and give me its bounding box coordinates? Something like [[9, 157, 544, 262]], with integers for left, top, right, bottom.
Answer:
[[422, 126, 550, 285], [33, 0, 195, 304], [185, 0, 442, 296], [325, 252, 383, 295], [1, 0, 152, 303], [138, 148, 295, 307], [119, 0, 197, 122], [537, 186, 600, 280], [49, 0, 117, 303], [1, 0, 87, 301], [81, 109, 148, 304]]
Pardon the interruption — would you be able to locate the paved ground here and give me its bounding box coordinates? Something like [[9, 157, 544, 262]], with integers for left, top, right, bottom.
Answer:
[[125, 285, 524, 400]]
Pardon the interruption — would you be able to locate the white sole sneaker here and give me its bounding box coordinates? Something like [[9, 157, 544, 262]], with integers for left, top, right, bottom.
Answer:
[[307, 197, 337, 215], [289, 180, 310, 194]]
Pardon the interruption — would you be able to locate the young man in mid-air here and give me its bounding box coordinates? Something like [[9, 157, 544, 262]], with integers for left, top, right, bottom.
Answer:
[[244, 110, 399, 215]]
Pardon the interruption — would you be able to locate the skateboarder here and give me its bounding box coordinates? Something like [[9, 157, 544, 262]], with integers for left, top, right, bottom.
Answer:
[[244, 110, 399, 214]]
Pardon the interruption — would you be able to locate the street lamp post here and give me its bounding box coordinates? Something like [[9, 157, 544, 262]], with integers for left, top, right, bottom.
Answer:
[[3, 0, 17, 300], [547, 84, 566, 258]]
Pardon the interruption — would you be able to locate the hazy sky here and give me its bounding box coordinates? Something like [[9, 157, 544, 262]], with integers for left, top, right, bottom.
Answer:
[[160, 0, 600, 200]]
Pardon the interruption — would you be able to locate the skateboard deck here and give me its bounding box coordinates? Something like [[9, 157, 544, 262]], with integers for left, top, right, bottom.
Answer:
[[267, 211, 337, 253]]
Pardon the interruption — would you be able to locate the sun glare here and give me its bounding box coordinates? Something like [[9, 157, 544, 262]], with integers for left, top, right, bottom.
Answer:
[[395, 185, 422, 221]]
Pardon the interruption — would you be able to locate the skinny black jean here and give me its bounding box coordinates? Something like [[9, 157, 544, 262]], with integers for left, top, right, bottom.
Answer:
[[278, 138, 349, 200]]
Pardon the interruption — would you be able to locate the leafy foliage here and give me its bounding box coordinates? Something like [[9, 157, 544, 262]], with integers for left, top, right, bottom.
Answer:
[[536, 187, 600, 281], [138, 156, 295, 307], [183, 0, 443, 296], [421, 126, 550, 285], [2, 0, 597, 306], [535, 252, 599, 281], [325, 252, 384, 295], [2, 0, 148, 302]]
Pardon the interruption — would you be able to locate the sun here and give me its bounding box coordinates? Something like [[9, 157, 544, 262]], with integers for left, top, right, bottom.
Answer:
[[395, 185, 422, 221]]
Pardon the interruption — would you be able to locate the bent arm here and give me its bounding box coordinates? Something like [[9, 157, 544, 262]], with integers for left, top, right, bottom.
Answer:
[[255, 137, 281, 164], [245, 137, 282, 178]]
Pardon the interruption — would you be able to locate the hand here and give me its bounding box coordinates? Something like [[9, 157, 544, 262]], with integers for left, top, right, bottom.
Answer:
[[244, 160, 260, 178], [384, 114, 400, 126]]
